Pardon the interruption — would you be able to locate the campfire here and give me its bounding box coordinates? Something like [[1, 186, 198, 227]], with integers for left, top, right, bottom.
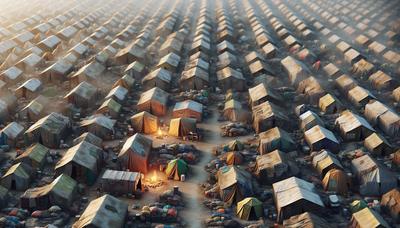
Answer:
[[145, 171, 164, 188]]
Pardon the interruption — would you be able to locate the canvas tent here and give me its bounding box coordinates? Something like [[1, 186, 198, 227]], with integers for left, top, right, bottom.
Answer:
[[223, 99, 249, 123], [304, 125, 340, 153], [258, 127, 296, 154], [350, 208, 390, 228], [80, 115, 115, 140], [0, 121, 24, 147], [248, 83, 282, 107], [322, 169, 350, 195], [236, 197, 263, 220], [217, 67, 246, 91], [252, 101, 289, 133], [172, 100, 203, 121], [364, 133, 393, 156], [283, 212, 332, 228], [312, 150, 343, 177], [335, 110, 375, 141], [168, 117, 197, 137], [73, 194, 128, 228], [130, 111, 158, 134], [217, 166, 254, 206], [118, 133, 152, 174], [352, 155, 397, 196], [137, 87, 169, 117], [73, 132, 103, 148], [101, 169, 142, 194], [24, 112, 71, 148], [55, 141, 103, 185], [273, 177, 325, 222], [180, 66, 209, 91], [165, 159, 188, 181], [255, 150, 299, 183], [15, 143, 49, 169], [20, 174, 77, 210], [1, 162, 32, 191], [381, 188, 400, 223]]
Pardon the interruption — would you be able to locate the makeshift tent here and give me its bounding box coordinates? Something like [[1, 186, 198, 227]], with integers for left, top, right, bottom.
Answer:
[[312, 150, 343, 176], [113, 74, 135, 91], [101, 169, 142, 194], [299, 111, 324, 132], [350, 200, 368, 213], [255, 150, 299, 183], [24, 112, 71, 148], [304, 125, 340, 153], [118, 133, 152, 174], [142, 68, 172, 91], [217, 166, 254, 206], [223, 99, 249, 122], [364, 133, 393, 156], [248, 83, 282, 107], [350, 208, 390, 228], [217, 67, 246, 91], [64, 81, 98, 109], [172, 100, 203, 122], [352, 155, 397, 196], [165, 159, 188, 181], [157, 52, 181, 73], [381, 189, 400, 223], [105, 86, 128, 104], [322, 169, 350, 195], [21, 95, 48, 122], [20, 174, 77, 210], [15, 78, 42, 99], [319, 93, 342, 114], [1, 163, 32, 191], [236, 197, 263, 220], [80, 115, 115, 140], [73, 194, 128, 228], [273, 177, 325, 222], [73, 132, 103, 148], [225, 140, 244, 151], [97, 98, 121, 119], [137, 87, 169, 117], [297, 77, 326, 105], [283, 212, 332, 228], [15, 143, 49, 169], [259, 127, 296, 154], [124, 61, 146, 80], [130, 111, 158, 134], [180, 66, 209, 91], [0, 121, 24, 147], [168, 118, 197, 137], [55, 141, 103, 185], [335, 110, 375, 141], [225, 152, 243, 165], [252, 101, 289, 133]]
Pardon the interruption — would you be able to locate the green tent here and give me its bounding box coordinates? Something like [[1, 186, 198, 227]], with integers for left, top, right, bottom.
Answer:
[[165, 159, 188, 181], [350, 200, 367, 213], [237, 197, 263, 220], [225, 140, 244, 151]]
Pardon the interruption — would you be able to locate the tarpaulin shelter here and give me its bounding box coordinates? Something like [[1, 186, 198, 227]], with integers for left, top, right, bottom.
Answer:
[[20, 174, 77, 210], [15, 143, 49, 169], [137, 87, 169, 117], [105, 86, 128, 104], [118, 133, 152, 174], [0, 121, 24, 147], [255, 150, 299, 183], [165, 159, 188, 181], [55, 141, 103, 185], [73, 132, 103, 148], [73, 194, 128, 228], [124, 61, 146, 80], [252, 101, 289, 133], [236, 197, 263, 220], [273, 177, 325, 222], [130, 111, 158, 134], [381, 188, 400, 223], [297, 77, 326, 105], [168, 118, 197, 137], [280, 56, 308, 86], [352, 155, 397, 196], [283, 212, 332, 228], [258, 127, 296, 154], [299, 110, 324, 132], [319, 93, 342, 114], [101, 169, 142, 194], [113, 74, 135, 91], [304, 125, 340, 153], [322, 169, 350, 195], [97, 98, 121, 119], [1, 162, 32, 191], [24, 112, 71, 148], [348, 86, 375, 108], [69, 61, 106, 87], [157, 52, 181, 73], [364, 133, 393, 156], [64, 81, 98, 109], [40, 59, 73, 83], [248, 83, 282, 107], [173, 100, 203, 122], [180, 66, 209, 91], [217, 67, 246, 91], [15, 78, 42, 99], [335, 110, 375, 141], [80, 115, 115, 140], [217, 166, 254, 206], [223, 99, 249, 123], [350, 208, 390, 228]]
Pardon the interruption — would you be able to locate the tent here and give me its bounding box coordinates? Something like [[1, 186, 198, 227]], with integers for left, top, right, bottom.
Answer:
[[319, 93, 342, 114], [1, 163, 32, 191], [273, 177, 325, 222], [335, 110, 375, 142], [236, 197, 263, 220], [223, 99, 249, 122], [168, 118, 197, 137], [55, 141, 103, 185], [130, 111, 158, 134], [73, 194, 128, 228], [312, 150, 343, 176], [80, 115, 115, 140], [217, 166, 254, 206], [304, 125, 340, 153], [20, 174, 77, 210], [180, 66, 209, 91], [172, 100, 203, 122], [350, 200, 368, 213], [350, 208, 390, 228], [259, 127, 296, 154], [21, 95, 48, 122], [225, 140, 244, 151], [165, 159, 188, 181], [217, 67, 245, 91], [118, 133, 152, 174], [299, 110, 324, 132], [352, 155, 397, 196], [101, 169, 142, 194], [137, 87, 169, 117], [73, 132, 103, 148], [248, 83, 282, 107], [255, 150, 299, 183], [0, 121, 24, 147], [364, 133, 393, 156], [142, 68, 171, 91], [64, 81, 98, 109], [97, 98, 121, 119], [252, 101, 289, 133], [226, 152, 243, 165], [15, 143, 49, 169], [283, 212, 332, 228], [381, 189, 400, 223], [322, 169, 350, 195]]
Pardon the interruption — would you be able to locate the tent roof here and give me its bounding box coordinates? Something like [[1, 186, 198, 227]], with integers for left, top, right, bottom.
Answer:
[[137, 87, 169, 106], [65, 81, 97, 100], [173, 100, 203, 113], [80, 115, 115, 131], [3, 162, 30, 179], [0, 121, 24, 139], [305, 125, 339, 144], [352, 208, 390, 228], [55, 141, 102, 172], [16, 143, 49, 164], [26, 112, 70, 134], [335, 110, 375, 133], [283, 212, 332, 228], [119, 133, 152, 157], [217, 165, 252, 190]]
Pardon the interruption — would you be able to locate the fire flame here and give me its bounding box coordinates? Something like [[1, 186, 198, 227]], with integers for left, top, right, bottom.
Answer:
[[150, 171, 157, 183], [157, 128, 162, 136]]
